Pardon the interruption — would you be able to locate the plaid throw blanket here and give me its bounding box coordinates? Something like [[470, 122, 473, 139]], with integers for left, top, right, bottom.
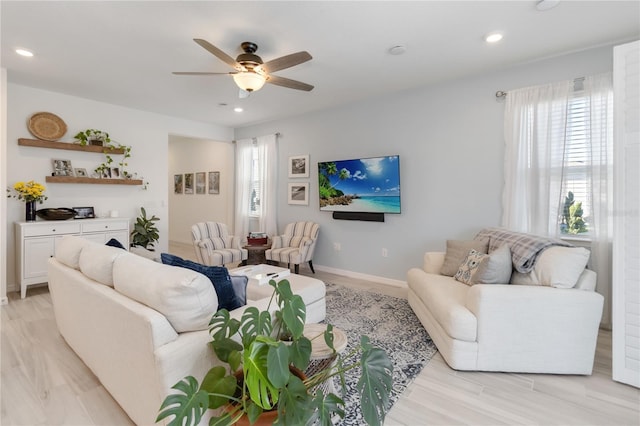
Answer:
[[474, 227, 571, 273]]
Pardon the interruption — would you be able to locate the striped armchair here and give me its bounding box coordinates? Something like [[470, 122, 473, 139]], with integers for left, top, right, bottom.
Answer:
[[191, 222, 247, 267], [266, 221, 319, 274]]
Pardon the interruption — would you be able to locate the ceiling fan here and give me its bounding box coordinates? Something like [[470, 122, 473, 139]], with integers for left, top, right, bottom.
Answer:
[[173, 39, 314, 93]]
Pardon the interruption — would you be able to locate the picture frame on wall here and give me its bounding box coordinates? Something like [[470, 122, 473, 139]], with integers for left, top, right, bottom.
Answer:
[[174, 174, 183, 194], [52, 159, 74, 176], [74, 168, 88, 177], [184, 173, 194, 194], [196, 172, 206, 194], [288, 155, 309, 178], [287, 182, 309, 205], [208, 171, 220, 194]]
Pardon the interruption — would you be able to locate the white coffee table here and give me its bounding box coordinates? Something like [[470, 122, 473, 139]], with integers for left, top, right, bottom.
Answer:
[[229, 264, 327, 324]]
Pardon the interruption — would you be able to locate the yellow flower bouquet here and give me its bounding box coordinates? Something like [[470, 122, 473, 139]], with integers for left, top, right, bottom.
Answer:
[[7, 180, 48, 204]]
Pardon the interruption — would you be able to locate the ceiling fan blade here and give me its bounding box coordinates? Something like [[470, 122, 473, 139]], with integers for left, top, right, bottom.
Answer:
[[172, 72, 233, 75], [267, 75, 314, 91], [263, 51, 312, 73], [193, 38, 239, 69]]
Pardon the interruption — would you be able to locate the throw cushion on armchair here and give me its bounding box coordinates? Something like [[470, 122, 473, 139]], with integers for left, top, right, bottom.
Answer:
[[440, 239, 489, 276], [454, 244, 512, 285], [160, 253, 244, 310]]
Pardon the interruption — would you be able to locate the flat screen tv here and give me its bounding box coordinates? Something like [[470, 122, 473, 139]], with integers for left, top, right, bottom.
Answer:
[[318, 155, 401, 214]]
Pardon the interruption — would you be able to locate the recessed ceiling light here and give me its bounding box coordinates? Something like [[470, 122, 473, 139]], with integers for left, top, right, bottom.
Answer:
[[536, 0, 560, 11], [15, 48, 34, 57], [388, 45, 406, 56], [234, 107, 243, 113], [485, 32, 504, 43]]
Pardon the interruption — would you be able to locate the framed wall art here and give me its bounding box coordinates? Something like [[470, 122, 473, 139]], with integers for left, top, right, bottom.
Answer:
[[288, 182, 309, 205], [184, 173, 194, 194], [74, 168, 88, 177], [174, 174, 183, 194], [208, 171, 220, 194], [288, 155, 309, 178], [196, 172, 206, 194]]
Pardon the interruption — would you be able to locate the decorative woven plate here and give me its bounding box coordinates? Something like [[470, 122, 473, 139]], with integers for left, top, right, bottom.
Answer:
[[27, 112, 67, 141]]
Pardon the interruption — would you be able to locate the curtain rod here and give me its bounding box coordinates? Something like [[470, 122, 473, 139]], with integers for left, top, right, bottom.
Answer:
[[495, 77, 586, 99], [232, 132, 280, 143]]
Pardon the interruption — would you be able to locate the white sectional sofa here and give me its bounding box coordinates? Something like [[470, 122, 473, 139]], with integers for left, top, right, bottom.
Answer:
[[47, 236, 325, 425], [408, 240, 604, 375]]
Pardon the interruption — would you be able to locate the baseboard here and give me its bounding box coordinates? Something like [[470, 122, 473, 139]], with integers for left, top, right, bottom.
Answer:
[[314, 264, 407, 288]]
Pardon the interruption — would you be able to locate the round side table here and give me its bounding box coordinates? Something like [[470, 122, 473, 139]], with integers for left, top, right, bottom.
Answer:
[[303, 323, 348, 396], [240, 243, 271, 266]]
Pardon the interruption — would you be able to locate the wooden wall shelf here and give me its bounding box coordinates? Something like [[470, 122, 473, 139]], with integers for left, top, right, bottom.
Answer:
[[46, 176, 143, 185], [19, 138, 126, 154]]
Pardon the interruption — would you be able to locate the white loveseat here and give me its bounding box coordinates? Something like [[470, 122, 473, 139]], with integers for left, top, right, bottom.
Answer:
[[408, 240, 604, 375], [47, 236, 325, 425]]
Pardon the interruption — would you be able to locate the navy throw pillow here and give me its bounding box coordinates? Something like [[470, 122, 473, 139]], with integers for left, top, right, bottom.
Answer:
[[160, 253, 243, 311], [106, 238, 126, 250], [230, 275, 248, 305]]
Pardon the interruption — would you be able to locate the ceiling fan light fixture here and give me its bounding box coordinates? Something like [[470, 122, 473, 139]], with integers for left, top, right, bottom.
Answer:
[[233, 71, 267, 92]]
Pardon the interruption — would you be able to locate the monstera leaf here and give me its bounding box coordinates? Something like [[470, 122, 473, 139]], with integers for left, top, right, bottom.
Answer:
[[156, 376, 209, 426], [244, 336, 280, 410], [309, 389, 344, 426], [356, 336, 393, 426]]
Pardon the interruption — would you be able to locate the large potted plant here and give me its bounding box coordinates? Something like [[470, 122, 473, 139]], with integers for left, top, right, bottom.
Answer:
[[130, 207, 160, 250], [157, 279, 393, 426]]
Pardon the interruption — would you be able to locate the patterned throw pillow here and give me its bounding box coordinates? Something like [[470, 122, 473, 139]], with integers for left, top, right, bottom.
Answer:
[[454, 249, 488, 285]]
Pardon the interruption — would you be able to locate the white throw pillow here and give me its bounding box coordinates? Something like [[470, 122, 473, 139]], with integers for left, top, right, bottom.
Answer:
[[78, 242, 128, 287], [113, 253, 218, 333], [474, 244, 512, 284], [55, 235, 90, 270], [511, 246, 590, 288]]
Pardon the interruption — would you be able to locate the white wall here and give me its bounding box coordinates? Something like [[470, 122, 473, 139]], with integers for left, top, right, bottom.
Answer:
[[168, 135, 235, 244], [235, 45, 614, 308], [4, 84, 233, 295], [1, 68, 8, 305]]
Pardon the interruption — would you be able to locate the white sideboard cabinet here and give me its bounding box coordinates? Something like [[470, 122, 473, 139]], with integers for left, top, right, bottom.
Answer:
[[15, 218, 130, 298]]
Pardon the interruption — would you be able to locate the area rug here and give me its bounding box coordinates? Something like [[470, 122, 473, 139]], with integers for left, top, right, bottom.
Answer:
[[323, 282, 437, 425]]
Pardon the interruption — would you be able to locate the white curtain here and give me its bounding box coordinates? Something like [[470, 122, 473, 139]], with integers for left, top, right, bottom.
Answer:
[[256, 134, 278, 237], [234, 134, 278, 241], [502, 73, 614, 322], [584, 74, 614, 325], [234, 138, 254, 241], [502, 80, 572, 234]]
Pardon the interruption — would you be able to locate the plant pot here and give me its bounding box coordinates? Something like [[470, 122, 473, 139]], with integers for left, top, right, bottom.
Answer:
[[89, 139, 103, 146], [227, 366, 307, 425]]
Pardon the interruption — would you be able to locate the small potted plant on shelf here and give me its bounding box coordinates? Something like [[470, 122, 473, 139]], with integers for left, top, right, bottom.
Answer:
[[130, 207, 160, 250], [156, 279, 393, 426], [74, 129, 111, 146]]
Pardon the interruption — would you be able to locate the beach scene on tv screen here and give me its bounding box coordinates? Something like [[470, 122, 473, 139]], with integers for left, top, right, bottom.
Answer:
[[318, 155, 401, 213]]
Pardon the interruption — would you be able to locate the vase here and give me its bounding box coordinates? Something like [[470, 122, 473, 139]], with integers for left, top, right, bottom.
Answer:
[[25, 201, 37, 222]]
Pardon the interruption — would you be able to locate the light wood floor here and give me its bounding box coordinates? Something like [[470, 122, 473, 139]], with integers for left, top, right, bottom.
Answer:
[[1, 242, 637, 425]]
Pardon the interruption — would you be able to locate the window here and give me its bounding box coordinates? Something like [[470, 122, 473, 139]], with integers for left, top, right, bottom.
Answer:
[[249, 146, 261, 217], [502, 74, 613, 240], [559, 94, 592, 236]]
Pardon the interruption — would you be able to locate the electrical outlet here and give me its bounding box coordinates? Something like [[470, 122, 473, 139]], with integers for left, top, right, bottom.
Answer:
[[334, 242, 341, 251], [382, 248, 388, 257]]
